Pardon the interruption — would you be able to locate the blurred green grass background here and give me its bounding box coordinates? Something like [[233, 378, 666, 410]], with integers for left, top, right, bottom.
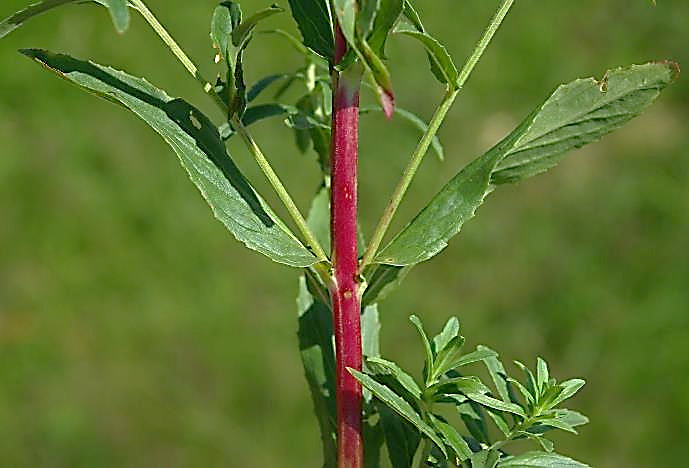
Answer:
[[1, 1, 687, 466]]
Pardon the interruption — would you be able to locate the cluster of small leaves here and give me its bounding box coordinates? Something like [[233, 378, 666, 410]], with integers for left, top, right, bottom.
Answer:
[[350, 315, 590, 467], [210, 2, 282, 123], [288, 0, 460, 116]]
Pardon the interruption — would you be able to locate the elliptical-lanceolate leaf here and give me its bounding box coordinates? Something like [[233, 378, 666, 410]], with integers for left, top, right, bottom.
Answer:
[[22, 49, 318, 267], [375, 62, 678, 266]]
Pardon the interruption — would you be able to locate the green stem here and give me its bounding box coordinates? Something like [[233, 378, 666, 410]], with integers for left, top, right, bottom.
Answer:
[[359, 0, 515, 271], [234, 120, 330, 266], [129, 0, 227, 111]]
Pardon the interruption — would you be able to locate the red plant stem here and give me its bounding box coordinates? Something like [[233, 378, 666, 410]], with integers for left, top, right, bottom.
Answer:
[[330, 26, 363, 468]]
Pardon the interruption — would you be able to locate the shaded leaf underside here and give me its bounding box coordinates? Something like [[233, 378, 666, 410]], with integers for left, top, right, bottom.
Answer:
[[22, 48, 317, 267]]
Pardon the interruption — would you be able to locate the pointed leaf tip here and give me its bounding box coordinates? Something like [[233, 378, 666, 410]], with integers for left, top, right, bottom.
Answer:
[[379, 88, 395, 119], [103, 0, 130, 34]]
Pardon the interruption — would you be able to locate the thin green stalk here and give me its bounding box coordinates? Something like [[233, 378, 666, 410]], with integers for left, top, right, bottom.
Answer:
[[456, 0, 515, 91], [359, 0, 515, 272], [234, 120, 330, 266], [129, 0, 227, 111], [360, 87, 457, 270]]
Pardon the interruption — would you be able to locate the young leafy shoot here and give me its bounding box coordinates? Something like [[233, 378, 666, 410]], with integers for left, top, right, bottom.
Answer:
[[351, 315, 591, 466]]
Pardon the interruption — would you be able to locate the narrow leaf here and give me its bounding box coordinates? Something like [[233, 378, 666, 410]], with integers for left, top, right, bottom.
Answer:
[[545, 409, 589, 429], [241, 103, 291, 125], [1, 0, 128, 38], [457, 401, 491, 446], [428, 413, 473, 462], [497, 451, 591, 468], [350, 369, 448, 457], [357, 0, 380, 38], [536, 358, 549, 396], [1, 0, 76, 39], [395, 23, 458, 85], [366, 0, 404, 55], [485, 410, 510, 437], [401, 1, 423, 32], [467, 393, 526, 418], [375, 62, 678, 266], [549, 379, 586, 408], [507, 377, 535, 408], [394, 107, 444, 160], [22, 49, 317, 266], [431, 317, 460, 359], [366, 357, 423, 399], [536, 417, 578, 435], [449, 347, 499, 370], [247, 73, 290, 101], [479, 346, 511, 403], [211, 1, 241, 62], [514, 361, 539, 401], [428, 376, 491, 399], [432, 334, 465, 381], [471, 449, 501, 468], [362, 304, 381, 360], [332, 0, 357, 48], [492, 61, 681, 184], [232, 3, 282, 46], [287, 0, 333, 59], [409, 315, 434, 380], [378, 404, 421, 468]]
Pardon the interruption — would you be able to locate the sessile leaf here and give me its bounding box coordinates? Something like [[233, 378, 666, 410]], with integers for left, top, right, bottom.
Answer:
[[21, 49, 318, 267], [375, 62, 679, 266]]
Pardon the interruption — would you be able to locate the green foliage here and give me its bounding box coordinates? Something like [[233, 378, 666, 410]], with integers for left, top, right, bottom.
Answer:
[[0, 0, 680, 467], [210, 1, 283, 120], [375, 62, 678, 266], [351, 315, 590, 467], [0, 0, 128, 38], [20, 48, 317, 267], [286, 0, 334, 60]]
